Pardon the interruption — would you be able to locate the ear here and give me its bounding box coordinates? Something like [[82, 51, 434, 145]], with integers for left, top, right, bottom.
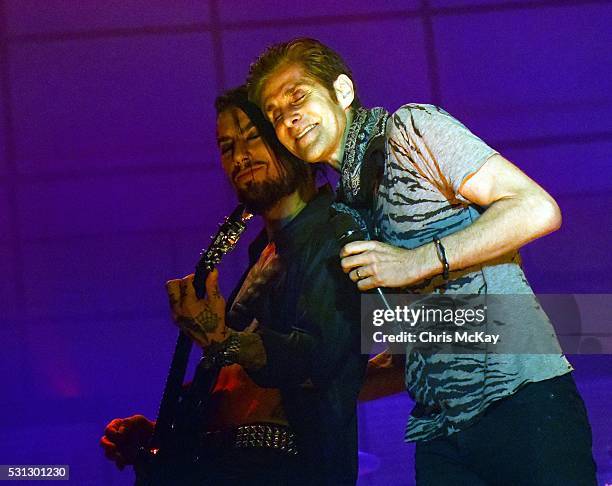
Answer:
[[333, 74, 355, 110]]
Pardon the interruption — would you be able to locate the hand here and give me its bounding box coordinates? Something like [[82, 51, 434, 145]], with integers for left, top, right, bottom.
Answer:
[[166, 270, 228, 347], [100, 415, 155, 470], [339, 240, 436, 290]]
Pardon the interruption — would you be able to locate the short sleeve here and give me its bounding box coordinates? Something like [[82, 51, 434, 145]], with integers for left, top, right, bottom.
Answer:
[[387, 104, 498, 202]]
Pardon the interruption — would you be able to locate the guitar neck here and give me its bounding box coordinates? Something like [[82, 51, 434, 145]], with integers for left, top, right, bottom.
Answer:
[[146, 204, 251, 452], [149, 330, 194, 449]]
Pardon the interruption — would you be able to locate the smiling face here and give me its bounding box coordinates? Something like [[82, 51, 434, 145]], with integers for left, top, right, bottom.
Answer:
[[260, 63, 351, 166], [216, 105, 301, 214]]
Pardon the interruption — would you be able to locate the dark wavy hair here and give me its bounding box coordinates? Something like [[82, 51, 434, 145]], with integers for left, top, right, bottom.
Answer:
[[215, 86, 314, 202]]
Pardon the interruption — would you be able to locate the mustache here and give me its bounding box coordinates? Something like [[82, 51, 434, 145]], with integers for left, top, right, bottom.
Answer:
[[232, 160, 265, 181]]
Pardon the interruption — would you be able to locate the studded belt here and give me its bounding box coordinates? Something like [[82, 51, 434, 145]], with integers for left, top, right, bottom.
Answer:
[[201, 423, 298, 456]]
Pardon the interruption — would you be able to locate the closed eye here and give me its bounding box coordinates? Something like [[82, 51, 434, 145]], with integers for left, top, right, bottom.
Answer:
[[291, 88, 307, 104]]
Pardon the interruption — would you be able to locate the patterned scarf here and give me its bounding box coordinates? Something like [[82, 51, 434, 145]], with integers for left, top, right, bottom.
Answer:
[[339, 106, 389, 208]]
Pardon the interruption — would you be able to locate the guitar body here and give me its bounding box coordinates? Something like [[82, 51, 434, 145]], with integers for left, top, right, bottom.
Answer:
[[134, 342, 220, 486], [134, 367, 218, 485], [134, 205, 251, 485]]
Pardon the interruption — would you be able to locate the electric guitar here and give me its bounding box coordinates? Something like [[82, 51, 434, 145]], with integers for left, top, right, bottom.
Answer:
[[134, 204, 252, 485]]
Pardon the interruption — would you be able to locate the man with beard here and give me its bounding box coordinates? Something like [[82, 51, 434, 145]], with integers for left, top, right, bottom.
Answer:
[[100, 86, 366, 485], [247, 39, 597, 485]]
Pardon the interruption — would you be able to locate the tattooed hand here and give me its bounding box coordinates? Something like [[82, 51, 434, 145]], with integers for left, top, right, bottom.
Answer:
[[165, 270, 228, 347]]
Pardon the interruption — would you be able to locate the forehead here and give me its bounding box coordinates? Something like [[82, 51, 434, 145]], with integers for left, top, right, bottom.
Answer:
[[261, 64, 318, 112], [216, 107, 254, 136]]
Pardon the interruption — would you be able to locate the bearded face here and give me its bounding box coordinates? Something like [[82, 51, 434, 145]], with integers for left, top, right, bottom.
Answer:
[[217, 106, 303, 214]]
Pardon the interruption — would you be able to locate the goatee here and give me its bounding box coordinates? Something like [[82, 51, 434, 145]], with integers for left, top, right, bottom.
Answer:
[[236, 176, 298, 215]]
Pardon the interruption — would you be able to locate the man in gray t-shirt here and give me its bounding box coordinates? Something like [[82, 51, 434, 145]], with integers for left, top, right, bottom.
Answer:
[[248, 38, 596, 485], [373, 104, 574, 442]]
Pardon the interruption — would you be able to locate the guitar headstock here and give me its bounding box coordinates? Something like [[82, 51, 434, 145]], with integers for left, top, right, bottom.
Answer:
[[193, 205, 252, 297]]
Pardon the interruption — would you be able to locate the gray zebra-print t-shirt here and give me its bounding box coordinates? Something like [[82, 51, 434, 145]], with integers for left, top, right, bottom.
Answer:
[[374, 104, 572, 442]]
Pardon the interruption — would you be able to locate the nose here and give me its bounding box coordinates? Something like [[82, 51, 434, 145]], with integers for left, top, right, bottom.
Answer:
[[233, 139, 251, 169], [283, 109, 301, 128]]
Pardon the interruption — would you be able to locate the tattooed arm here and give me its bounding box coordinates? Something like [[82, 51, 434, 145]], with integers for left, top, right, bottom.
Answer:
[[165, 270, 266, 370]]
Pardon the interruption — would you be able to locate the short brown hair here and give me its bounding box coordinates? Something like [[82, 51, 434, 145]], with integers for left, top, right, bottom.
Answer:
[[247, 38, 361, 109]]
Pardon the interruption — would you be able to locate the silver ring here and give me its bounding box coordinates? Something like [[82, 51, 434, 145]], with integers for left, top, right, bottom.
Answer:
[[356, 268, 362, 280]]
